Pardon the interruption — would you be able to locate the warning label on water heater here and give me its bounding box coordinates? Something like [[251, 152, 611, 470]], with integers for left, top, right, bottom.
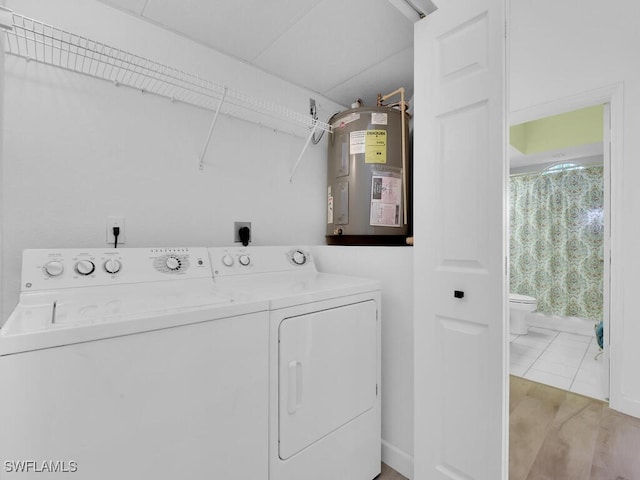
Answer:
[[327, 186, 334, 224], [350, 130, 366, 154], [370, 174, 402, 227], [350, 130, 387, 164], [365, 130, 387, 164], [371, 112, 388, 125]]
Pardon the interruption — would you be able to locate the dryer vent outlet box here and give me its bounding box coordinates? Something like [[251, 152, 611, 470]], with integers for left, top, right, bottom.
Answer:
[[234, 222, 251, 244]]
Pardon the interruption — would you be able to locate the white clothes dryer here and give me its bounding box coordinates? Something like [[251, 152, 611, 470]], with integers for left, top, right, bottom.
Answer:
[[0, 247, 269, 480], [209, 246, 382, 480]]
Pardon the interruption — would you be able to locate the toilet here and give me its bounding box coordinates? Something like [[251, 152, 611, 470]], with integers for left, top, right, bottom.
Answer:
[[509, 293, 537, 335]]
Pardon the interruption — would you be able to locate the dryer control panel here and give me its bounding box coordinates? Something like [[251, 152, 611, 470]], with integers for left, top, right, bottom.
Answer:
[[209, 246, 316, 277], [21, 247, 212, 291]]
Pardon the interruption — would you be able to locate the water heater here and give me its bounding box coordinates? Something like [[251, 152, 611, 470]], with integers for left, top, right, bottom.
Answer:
[[326, 103, 411, 245]]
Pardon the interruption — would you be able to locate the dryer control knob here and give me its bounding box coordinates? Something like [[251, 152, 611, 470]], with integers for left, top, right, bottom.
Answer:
[[166, 256, 182, 271], [44, 261, 64, 277], [239, 254, 251, 266], [292, 250, 307, 265], [75, 260, 95, 276], [222, 254, 234, 267], [104, 258, 122, 274]]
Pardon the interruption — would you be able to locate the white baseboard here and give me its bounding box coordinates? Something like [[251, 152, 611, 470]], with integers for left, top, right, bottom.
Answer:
[[527, 312, 597, 336], [382, 440, 413, 479]]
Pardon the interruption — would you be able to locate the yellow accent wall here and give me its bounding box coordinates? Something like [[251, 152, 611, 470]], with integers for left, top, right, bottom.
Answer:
[[510, 105, 604, 154]]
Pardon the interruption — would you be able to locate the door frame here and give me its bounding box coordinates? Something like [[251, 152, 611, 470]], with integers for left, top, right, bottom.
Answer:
[[509, 82, 623, 407], [0, 3, 6, 322]]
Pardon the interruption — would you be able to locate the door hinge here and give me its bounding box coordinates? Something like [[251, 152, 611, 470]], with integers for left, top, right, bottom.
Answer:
[[376, 384, 379, 396]]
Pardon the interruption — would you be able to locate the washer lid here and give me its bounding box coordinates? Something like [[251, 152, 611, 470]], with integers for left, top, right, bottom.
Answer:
[[509, 293, 536, 304], [0, 279, 269, 356]]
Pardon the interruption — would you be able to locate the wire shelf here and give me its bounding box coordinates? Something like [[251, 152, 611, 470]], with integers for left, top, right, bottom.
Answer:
[[2, 11, 332, 135]]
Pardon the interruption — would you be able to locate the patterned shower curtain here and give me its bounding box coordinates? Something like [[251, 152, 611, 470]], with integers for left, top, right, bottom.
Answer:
[[509, 165, 604, 321]]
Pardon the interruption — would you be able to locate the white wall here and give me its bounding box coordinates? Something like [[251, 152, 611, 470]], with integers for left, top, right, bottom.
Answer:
[[510, 0, 640, 416], [312, 246, 414, 479], [1, 0, 343, 320]]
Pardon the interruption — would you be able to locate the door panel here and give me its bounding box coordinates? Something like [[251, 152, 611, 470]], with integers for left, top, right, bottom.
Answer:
[[278, 301, 377, 460], [413, 0, 507, 479]]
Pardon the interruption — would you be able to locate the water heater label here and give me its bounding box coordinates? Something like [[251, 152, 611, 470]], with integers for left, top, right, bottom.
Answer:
[[327, 186, 334, 224], [350, 130, 366, 154], [371, 112, 388, 125], [370, 174, 401, 227], [365, 130, 387, 164]]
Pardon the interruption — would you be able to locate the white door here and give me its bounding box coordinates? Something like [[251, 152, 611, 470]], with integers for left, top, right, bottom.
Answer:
[[413, 0, 508, 479]]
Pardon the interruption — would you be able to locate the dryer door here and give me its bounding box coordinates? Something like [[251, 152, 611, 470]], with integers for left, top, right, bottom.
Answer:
[[278, 300, 377, 460]]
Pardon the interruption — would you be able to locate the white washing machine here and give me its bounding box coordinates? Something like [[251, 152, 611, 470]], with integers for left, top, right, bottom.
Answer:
[[0, 247, 270, 480], [209, 246, 381, 480]]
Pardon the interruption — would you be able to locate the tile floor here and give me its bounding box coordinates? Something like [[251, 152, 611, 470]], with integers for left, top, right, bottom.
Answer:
[[509, 326, 608, 401]]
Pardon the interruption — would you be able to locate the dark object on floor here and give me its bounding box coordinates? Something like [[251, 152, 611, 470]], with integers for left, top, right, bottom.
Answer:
[[595, 320, 604, 349]]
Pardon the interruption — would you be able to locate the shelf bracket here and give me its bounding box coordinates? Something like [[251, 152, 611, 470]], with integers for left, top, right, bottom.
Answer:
[[289, 121, 318, 183], [198, 87, 228, 171], [0, 7, 14, 30]]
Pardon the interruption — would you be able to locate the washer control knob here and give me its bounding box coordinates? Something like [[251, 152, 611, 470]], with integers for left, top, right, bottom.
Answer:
[[239, 254, 251, 266], [166, 256, 182, 271], [44, 261, 64, 277], [104, 258, 122, 274], [292, 250, 307, 265], [222, 254, 234, 267], [75, 260, 95, 276]]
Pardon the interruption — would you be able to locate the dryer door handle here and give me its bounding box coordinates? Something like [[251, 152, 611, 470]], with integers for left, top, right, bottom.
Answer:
[[287, 361, 303, 414]]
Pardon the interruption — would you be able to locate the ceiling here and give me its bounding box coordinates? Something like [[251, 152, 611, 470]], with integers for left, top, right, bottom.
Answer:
[[510, 105, 605, 172], [96, 0, 428, 108]]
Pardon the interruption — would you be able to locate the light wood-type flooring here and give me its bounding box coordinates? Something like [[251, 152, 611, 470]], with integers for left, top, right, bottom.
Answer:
[[379, 376, 640, 480], [377, 463, 408, 479], [510, 375, 640, 479]]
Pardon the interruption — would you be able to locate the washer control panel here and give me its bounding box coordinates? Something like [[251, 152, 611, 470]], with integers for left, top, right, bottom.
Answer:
[[209, 246, 316, 276], [153, 253, 190, 274], [290, 249, 307, 266], [22, 247, 211, 291]]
